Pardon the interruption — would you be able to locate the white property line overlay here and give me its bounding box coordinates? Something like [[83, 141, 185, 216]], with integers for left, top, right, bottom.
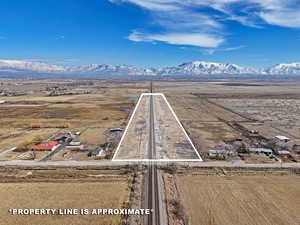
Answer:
[[112, 93, 203, 162]]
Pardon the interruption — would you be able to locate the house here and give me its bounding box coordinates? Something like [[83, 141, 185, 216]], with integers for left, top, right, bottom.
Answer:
[[54, 135, 72, 143], [277, 150, 291, 155], [32, 141, 60, 151], [293, 144, 300, 153], [249, 130, 258, 134], [275, 135, 290, 142], [68, 141, 81, 146], [249, 148, 273, 155], [66, 145, 84, 151], [90, 148, 105, 157]]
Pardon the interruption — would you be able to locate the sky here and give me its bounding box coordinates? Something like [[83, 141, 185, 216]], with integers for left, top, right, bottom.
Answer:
[[0, 0, 300, 68]]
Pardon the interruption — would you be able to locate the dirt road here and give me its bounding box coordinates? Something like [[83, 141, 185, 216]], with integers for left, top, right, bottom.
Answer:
[[0, 160, 299, 168], [113, 93, 201, 161]]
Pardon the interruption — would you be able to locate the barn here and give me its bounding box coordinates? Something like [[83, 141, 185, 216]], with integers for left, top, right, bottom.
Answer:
[[32, 141, 60, 151]]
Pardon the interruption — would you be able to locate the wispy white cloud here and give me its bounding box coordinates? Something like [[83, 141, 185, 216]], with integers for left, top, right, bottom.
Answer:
[[227, 15, 262, 28], [223, 45, 246, 51], [20, 58, 79, 65], [204, 49, 217, 55], [128, 31, 145, 42], [110, 0, 300, 48], [129, 31, 224, 48], [112, 0, 225, 48], [260, 10, 300, 28], [109, 0, 180, 11], [204, 45, 246, 55], [109, 0, 183, 11], [149, 33, 223, 48], [55, 35, 65, 40]]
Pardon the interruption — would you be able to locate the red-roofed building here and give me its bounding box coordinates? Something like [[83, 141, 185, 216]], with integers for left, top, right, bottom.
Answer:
[[32, 141, 60, 151]]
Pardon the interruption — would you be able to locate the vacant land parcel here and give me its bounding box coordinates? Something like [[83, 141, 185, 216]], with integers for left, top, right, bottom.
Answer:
[[113, 94, 201, 161], [0, 168, 130, 225], [153, 81, 300, 158], [177, 175, 300, 225], [212, 98, 300, 140]]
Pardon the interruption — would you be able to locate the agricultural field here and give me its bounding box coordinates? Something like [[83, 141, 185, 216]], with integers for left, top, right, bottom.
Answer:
[[152, 81, 300, 162], [0, 79, 147, 161], [1, 79, 300, 225], [211, 98, 300, 139], [176, 174, 300, 225], [0, 128, 60, 160], [1, 79, 300, 162], [0, 168, 131, 225], [159, 92, 246, 153]]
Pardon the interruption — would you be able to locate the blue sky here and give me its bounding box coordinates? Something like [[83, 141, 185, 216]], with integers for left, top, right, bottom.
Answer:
[[0, 0, 300, 68]]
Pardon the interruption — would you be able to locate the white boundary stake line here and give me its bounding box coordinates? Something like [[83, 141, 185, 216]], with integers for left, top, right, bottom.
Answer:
[[112, 93, 203, 162], [112, 93, 144, 161]]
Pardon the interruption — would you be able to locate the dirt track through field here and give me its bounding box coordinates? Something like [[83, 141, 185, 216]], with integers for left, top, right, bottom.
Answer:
[[113, 94, 201, 161]]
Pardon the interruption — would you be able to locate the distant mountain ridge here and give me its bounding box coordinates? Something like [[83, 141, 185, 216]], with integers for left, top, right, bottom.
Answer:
[[0, 60, 65, 73], [264, 63, 300, 75], [156, 61, 258, 75], [0, 60, 300, 76]]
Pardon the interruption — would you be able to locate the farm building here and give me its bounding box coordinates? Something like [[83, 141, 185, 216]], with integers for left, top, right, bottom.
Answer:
[[275, 136, 290, 142], [249, 148, 273, 155], [208, 150, 235, 157], [277, 150, 291, 155], [66, 145, 84, 151], [68, 141, 81, 146], [32, 141, 60, 151], [54, 135, 72, 143], [90, 148, 105, 157]]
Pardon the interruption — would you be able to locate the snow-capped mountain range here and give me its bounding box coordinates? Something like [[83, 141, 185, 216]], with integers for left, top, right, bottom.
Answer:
[[264, 63, 300, 75], [1, 60, 300, 76], [156, 61, 258, 75]]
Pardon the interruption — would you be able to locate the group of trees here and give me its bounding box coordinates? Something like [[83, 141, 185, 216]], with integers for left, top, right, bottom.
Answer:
[[15, 136, 44, 152]]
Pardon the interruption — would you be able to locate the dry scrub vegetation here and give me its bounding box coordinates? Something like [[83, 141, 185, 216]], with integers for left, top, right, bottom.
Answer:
[[0, 182, 129, 225], [0, 80, 148, 160], [176, 174, 300, 225], [0, 168, 132, 225]]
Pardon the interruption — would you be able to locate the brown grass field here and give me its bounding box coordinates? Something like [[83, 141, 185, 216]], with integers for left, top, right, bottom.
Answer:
[[1, 79, 300, 225], [0, 80, 146, 160], [0, 168, 131, 225], [1, 79, 300, 161], [176, 175, 300, 225], [0, 182, 129, 225]]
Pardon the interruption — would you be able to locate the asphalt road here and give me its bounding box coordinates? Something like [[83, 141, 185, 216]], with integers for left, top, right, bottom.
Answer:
[[144, 94, 165, 225], [0, 160, 299, 168], [39, 142, 68, 161]]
